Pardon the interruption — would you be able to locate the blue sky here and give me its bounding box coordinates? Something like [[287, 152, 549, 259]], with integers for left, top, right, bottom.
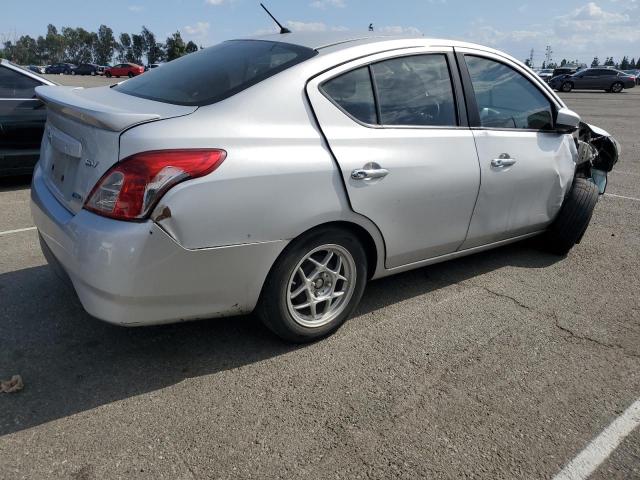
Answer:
[[2, 0, 639, 65]]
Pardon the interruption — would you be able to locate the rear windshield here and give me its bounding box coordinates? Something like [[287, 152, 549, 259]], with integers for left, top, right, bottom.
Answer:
[[114, 40, 317, 106]]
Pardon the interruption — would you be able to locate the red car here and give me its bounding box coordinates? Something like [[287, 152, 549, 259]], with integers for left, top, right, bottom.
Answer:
[[105, 63, 144, 78]]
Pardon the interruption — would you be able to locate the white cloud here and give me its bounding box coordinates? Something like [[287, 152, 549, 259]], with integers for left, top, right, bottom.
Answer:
[[184, 22, 210, 37], [128, 5, 143, 12], [284, 21, 352, 33], [286, 21, 328, 32], [377, 25, 422, 35], [310, 0, 346, 8], [465, 2, 640, 64], [205, 0, 227, 5]]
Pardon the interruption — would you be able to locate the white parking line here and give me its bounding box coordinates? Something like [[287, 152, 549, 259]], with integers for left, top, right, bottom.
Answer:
[[0, 226, 37, 237], [552, 399, 640, 480], [605, 193, 640, 202]]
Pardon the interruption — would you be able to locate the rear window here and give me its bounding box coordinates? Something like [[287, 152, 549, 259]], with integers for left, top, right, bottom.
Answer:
[[114, 40, 317, 106]]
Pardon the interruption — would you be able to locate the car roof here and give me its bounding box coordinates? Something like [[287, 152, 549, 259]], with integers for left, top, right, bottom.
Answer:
[[241, 31, 422, 50], [239, 31, 524, 61]]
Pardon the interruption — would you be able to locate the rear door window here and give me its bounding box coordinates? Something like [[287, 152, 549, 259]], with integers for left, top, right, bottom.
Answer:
[[115, 40, 317, 106], [371, 54, 457, 126], [0, 66, 41, 98], [320, 67, 377, 124]]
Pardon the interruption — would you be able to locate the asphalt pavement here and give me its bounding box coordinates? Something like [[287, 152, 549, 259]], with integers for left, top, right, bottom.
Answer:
[[0, 82, 638, 479]]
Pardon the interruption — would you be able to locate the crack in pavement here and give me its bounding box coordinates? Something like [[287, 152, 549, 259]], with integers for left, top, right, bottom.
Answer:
[[470, 284, 640, 359]]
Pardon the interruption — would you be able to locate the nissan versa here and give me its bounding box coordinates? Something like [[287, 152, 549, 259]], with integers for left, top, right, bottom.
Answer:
[[31, 32, 618, 342]]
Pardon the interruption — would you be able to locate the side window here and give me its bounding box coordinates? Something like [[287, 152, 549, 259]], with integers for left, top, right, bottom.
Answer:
[[371, 54, 457, 126], [0, 66, 40, 98], [465, 56, 554, 130], [321, 67, 377, 124]]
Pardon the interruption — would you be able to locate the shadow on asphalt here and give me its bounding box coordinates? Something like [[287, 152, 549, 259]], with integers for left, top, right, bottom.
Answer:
[[0, 239, 560, 436], [0, 175, 32, 193]]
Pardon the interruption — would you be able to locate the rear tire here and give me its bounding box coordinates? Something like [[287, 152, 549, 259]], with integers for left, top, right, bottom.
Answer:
[[545, 178, 599, 255], [611, 82, 623, 93], [257, 227, 368, 343], [561, 82, 573, 92], [127, 72, 134, 78]]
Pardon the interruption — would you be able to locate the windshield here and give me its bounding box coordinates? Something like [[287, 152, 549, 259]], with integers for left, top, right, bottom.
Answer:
[[114, 40, 317, 106]]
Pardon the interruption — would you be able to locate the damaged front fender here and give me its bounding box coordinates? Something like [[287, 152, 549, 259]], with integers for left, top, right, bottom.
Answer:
[[575, 122, 619, 194]]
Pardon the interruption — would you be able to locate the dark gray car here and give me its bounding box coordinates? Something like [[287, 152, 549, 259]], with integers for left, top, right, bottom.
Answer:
[[550, 68, 636, 93], [0, 60, 56, 176]]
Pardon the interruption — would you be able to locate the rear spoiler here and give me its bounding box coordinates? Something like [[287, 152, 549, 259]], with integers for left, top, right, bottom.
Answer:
[[35, 85, 161, 132]]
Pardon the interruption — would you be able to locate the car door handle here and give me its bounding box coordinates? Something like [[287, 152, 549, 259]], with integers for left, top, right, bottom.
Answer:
[[491, 155, 516, 168], [351, 165, 389, 180]]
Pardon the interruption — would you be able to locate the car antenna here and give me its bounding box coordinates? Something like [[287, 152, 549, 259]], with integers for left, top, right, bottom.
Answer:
[[260, 3, 291, 34]]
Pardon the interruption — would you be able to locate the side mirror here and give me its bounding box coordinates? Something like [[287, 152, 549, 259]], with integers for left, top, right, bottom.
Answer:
[[555, 107, 580, 133]]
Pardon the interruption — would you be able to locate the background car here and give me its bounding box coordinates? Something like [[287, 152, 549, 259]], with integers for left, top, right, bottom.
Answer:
[[104, 63, 144, 78], [45, 63, 76, 74], [27, 65, 45, 74], [0, 59, 56, 176], [72, 63, 101, 76], [622, 69, 640, 85], [549, 67, 636, 92], [552, 67, 578, 78], [145, 63, 164, 71], [537, 68, 554, 82]]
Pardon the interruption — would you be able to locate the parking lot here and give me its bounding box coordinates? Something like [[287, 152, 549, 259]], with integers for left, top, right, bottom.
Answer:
[[1, 79, 639, 479]]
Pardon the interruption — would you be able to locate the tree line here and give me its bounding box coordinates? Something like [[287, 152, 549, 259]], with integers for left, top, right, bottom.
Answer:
[[0, 24, 201, 66], [589, 56, 638, 70], [527, 56, 640, 70]]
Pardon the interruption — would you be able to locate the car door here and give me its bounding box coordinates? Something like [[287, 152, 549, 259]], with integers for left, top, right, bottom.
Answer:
[[572, 71, 592, 89], [455, 51, 576, 249], [307, 48, 480, 268], [0, 65, 48, 174]]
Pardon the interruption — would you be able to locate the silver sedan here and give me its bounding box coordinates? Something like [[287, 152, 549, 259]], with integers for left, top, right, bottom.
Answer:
[[31, 32, 616, 342]]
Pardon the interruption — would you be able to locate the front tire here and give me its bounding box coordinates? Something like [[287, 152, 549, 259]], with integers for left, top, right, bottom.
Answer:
[[257, 227, 368, 343], [561, 82, 573, 92], [105, 72, 112, 78], [127, 72, 134, 78], [545, 178, 599, 255]]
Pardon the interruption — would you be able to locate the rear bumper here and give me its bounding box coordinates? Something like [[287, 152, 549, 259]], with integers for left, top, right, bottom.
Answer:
[[31, 165, 287, 326]]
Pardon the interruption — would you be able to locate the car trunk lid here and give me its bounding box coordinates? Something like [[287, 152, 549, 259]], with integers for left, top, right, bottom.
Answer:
[[35, 85, 197, 214]]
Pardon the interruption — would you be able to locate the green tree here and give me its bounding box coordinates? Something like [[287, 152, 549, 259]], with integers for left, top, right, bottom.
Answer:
[[141, 26, 164, 64], [185, 40, 198, 54], [560, 59, 567, 66], [591, 57, 599, 67], [620, 56, 630, 70], [630, 58, 636, 69], [604, 57, 615, 66], [94, 25, 116, 66], [62, 27, 95, 64], [117, 33, 135, 62], [45, 24, 65, 63], [165, 31, 186, 61], [131, 34, 144, 64]]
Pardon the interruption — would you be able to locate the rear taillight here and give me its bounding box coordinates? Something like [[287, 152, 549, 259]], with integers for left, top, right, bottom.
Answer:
[[84, 149, 226, 221]]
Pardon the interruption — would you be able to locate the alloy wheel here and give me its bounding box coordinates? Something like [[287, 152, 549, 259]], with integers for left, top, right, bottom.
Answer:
[[286, 244, 357, 328]]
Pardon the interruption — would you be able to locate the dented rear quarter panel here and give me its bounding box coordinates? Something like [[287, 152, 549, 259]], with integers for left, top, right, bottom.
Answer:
[[119, 66, 387, 274]]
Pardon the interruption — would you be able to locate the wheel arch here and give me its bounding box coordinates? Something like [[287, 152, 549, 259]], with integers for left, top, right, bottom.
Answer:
[[284, 219, 384, 280]]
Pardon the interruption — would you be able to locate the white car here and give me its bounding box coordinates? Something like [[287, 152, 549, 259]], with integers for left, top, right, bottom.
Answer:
[[31, 32, 617, 342]]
